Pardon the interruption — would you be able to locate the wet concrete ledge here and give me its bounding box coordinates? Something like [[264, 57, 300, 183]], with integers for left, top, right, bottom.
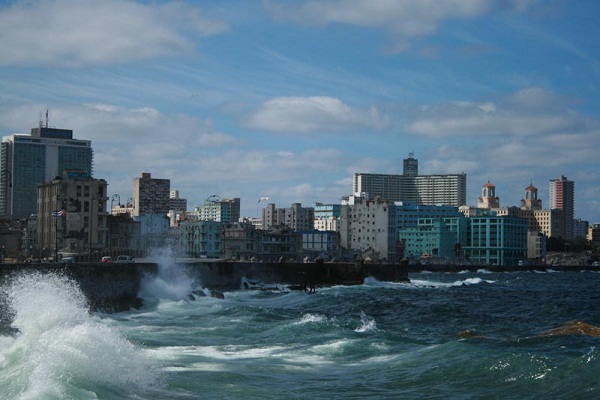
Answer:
[[408, 264, 599, 273], [0, 261, 409, 313]]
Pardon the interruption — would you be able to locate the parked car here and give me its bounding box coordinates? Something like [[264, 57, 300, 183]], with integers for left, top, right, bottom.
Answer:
[[101, 256, 113, 263], [115, 255, 134, 263], [593, 261, 600, 267], [60, 256, 75, 264]]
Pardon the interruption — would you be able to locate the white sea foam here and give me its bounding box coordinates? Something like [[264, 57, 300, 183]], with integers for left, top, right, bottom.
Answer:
[[453, 277, 495, 286], [0, 272, 159, 399], [294, 313, 326, 325], [408, 276, 495, 288], [355, 312, 378, 333]]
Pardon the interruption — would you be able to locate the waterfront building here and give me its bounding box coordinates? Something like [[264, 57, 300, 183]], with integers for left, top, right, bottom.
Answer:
[[549, 175, 575, 240], [398, 218, 456, 260], [133, 172, 170, 217], [0, 124, 93, 219], [179, 220, 222, 258], [262, 203, 314, 232], [352, 155, 467, 207], [394, 203, 466, 258], [527, 230, 546, 261], [394, 202, 463, 230], [257, 226, 302, 262], [339, 193, 400, 262], [196, 197, 240, 223], [463, 214, 528, 265], [301, 230, 340, 261], [222, 221, 258, 260], [36, 172, 107, 259], [133, 213, 169, 252], [107, 214, 141, 256]]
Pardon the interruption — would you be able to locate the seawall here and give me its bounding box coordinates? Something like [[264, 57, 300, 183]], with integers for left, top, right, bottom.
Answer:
[[408, 264, 599, 273], [0, 260, 409, 313]]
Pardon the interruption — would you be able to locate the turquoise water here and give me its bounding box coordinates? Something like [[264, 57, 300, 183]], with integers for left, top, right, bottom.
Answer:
[[2, 264, 600, 399]]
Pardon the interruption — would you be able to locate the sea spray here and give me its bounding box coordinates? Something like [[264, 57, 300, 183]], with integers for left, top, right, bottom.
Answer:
[[139, 248, 198, 302], [0, 271, 159, 399]]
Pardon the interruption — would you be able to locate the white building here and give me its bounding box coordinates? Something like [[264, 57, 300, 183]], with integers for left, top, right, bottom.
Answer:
[[339, 193, 399, 262]]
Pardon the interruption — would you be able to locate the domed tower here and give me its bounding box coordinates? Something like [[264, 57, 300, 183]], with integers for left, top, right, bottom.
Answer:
[[520, 183, 542, 210], [477, 180, 500, 209]]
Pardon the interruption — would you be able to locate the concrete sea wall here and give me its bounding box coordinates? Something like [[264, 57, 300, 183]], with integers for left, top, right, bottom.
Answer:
[[0, 261, 409, 313]]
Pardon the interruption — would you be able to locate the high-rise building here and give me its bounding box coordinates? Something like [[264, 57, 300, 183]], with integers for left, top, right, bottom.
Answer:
[[353, 154, 467, 207], [0, 125, 93, 219], [403, 152, 418, 176], [133, 172, 170, 217], [549, 175, 574, 240], [197, 197, 240, 223]]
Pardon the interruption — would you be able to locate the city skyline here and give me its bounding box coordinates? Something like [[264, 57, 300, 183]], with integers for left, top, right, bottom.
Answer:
[[1, 1, 599, 222]]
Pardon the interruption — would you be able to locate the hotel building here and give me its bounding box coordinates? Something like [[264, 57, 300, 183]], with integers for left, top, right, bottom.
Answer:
[[352, 154, 467, 207]]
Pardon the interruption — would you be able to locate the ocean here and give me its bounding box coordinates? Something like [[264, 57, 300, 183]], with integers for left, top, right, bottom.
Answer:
[[1, 261, 600, 399]]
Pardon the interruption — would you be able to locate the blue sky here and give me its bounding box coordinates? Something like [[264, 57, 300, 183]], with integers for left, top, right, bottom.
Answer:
[[1, 0, 599, 222]]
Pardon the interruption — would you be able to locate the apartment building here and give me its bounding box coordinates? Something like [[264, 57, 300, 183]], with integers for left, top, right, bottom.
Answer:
[[133, 172, 170, 217]]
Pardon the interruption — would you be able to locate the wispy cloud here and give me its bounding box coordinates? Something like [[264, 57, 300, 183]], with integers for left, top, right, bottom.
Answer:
[[264, 0, 538, 53], [245, 96, 390, 134], [0, 0, 228, 67]]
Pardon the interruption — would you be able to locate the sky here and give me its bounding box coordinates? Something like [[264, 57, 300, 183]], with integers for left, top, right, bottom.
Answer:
[[0, 0, 599, 222]]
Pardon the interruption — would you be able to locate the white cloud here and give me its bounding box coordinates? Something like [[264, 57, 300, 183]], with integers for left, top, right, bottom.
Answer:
[[405, 87, 586, 137], [264, 0, 537, 53], [0, 101, 351, 210], [0, 0, 228, 67], [245, 96, 390, 134]]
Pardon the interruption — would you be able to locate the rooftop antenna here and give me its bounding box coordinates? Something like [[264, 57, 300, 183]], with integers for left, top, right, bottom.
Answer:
[[45, 109, 49, 128]]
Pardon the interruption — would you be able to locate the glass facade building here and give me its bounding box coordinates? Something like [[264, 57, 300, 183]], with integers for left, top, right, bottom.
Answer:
[[0, 127, 93, 219]]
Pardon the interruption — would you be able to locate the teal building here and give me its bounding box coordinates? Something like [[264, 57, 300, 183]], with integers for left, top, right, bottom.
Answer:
[[464, 214, 528, 265], [399, 218, 457, 259]]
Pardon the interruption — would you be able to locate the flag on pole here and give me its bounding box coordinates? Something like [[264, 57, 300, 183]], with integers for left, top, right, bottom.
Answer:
[[52, 209, 65, 217]]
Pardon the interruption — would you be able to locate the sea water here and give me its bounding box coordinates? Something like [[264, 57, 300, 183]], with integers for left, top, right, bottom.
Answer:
[[1, 262, 600, 399]]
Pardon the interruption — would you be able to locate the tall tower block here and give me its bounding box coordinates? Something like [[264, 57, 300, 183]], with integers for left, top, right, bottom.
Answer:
[[549, 175, 574, 240]]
